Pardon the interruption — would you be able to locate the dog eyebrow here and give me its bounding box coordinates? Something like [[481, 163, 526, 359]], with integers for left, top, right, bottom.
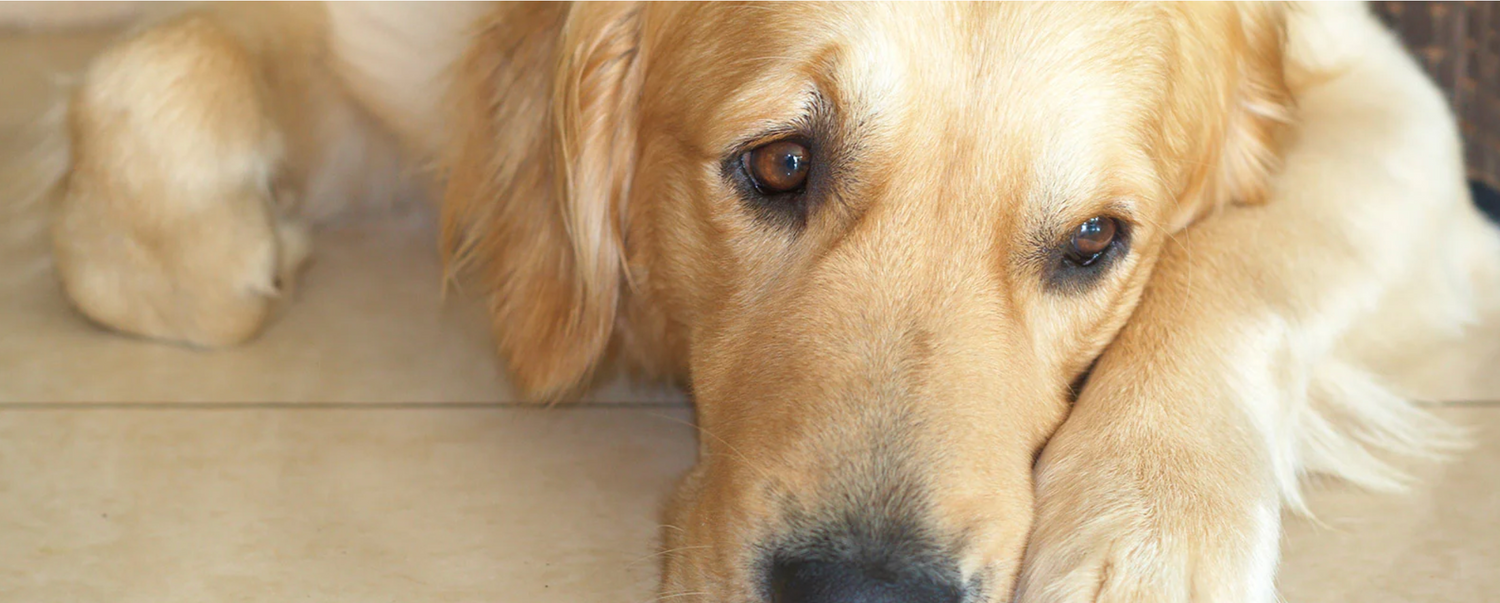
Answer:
[[723, 88, 833, 157], [1031, 197, 1137, 242]]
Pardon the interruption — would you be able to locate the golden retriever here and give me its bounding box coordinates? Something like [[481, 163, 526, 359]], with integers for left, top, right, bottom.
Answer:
[[13, 2, 1500, 601]]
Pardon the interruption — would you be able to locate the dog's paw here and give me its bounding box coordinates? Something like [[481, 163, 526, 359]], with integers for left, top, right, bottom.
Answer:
[[51, 14, 313, 348], [1014, 423, 1281, 603], [53, 182, 311, 347]]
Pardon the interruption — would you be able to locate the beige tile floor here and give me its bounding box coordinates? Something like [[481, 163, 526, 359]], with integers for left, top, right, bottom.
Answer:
[[1, 23, 1497, 603]]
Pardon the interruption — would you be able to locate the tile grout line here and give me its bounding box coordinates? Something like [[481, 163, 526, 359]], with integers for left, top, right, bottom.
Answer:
[[1417, 400, 1500, 408], [0, 401, 692, 410]]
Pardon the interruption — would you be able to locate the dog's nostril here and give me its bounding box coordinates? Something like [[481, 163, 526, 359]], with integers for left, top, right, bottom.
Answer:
[[770, 557, 962, 603]]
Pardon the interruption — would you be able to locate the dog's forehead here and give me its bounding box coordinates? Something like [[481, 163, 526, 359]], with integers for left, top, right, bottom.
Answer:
[[834, 4, 1173, 169], [655, 3, 1173, 182]]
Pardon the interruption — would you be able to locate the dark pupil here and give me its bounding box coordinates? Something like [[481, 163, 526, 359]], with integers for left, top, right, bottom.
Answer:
[[749, 141, 810, 193], [780, 152, 803, 174]]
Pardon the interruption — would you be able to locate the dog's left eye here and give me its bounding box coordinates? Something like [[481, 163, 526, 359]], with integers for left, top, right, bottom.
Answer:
[[1065, 217, 1118, 266], [742, 140, 811, 195]]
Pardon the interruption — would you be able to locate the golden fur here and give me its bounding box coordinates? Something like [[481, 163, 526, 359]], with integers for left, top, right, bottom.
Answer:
[[12, 2, 1500, 601]]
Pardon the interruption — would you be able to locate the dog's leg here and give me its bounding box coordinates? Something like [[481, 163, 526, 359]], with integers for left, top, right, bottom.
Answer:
[[1015, 5, 1500, 602]]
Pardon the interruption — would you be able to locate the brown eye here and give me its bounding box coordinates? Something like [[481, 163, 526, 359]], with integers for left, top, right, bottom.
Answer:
[[743, 140, 811, 194], [1067, 217, 1118, 266]]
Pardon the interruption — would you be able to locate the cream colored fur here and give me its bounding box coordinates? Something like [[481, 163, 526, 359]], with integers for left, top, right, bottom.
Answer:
[[7, 3, 1498, 602], [40, 3, 436, 346], [1020, 6, 1500, 601]]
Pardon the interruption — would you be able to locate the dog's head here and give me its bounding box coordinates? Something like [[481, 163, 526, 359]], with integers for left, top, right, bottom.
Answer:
[[444, 2, 1291, 601]]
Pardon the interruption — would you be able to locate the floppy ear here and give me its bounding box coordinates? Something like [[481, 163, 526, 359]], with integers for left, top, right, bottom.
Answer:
[[441, 3, 643, 401], [1166, 2, 1294, 231]]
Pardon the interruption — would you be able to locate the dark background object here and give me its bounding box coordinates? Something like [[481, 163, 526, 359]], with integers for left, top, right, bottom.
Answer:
[[1373, 2, 1500, 190], [1371, 2, 1500, 222], [1471, 180, 1500, 223]]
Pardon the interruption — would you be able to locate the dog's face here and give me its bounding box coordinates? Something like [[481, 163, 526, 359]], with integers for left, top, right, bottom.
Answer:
[[445, 3, 1289, 601]]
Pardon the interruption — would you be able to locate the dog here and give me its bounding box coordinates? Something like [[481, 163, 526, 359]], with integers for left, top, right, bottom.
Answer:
[[13, 2, 1500, 601]]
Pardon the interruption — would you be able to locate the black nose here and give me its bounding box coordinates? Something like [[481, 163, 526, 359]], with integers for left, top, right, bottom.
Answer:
[[770, 557, 963, 603]]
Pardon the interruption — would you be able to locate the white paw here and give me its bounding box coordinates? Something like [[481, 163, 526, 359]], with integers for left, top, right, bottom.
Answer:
[[1015, 426, 1282, 603], [52, 15, 312, 348], [53, 182, 310, 348]]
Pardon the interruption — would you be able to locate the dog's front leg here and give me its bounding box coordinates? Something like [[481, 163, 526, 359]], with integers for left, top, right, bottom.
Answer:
[[1013, 241, 1295, 602], [1013, 198, 1472, 602], [1015, 5, 1500, 601]]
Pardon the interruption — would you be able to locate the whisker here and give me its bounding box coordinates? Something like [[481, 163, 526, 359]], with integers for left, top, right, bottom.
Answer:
[[626, 544, 713, 568], [641, 590, 709, 603], [645, 411, 775, 483]]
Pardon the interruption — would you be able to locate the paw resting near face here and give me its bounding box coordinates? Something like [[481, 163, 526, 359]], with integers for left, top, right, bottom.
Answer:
[[1015, 421, 1282, 603]]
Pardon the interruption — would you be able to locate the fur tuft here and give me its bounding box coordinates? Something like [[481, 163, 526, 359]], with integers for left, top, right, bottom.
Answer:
[[1282, 361, 1470, 516], [439, 3, 643, 401]]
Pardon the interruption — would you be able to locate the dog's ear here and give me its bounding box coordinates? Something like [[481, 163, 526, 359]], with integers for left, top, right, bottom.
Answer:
[[1166, 2, 1294, 231], [442, 3, 643, 401]]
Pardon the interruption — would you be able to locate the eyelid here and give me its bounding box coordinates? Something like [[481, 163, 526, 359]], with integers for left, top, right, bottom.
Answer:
[[730, 130, 813, 160], [1064, 202, 1136, 239], [1097, 200, 1137, 226], [722, 88, 830, 157]]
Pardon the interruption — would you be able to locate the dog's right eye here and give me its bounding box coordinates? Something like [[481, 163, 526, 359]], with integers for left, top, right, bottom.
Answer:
[[742, 140, 811, 195]]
